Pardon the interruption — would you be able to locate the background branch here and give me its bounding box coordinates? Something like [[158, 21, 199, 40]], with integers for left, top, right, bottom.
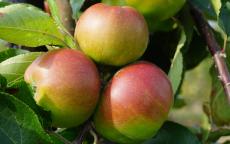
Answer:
[[189, 1, 230, 103], [53, 0, 75, 35]]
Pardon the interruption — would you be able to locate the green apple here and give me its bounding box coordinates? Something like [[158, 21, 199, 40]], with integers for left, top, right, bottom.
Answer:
[[94, 61, 173, 144], [75, 3, 149, 66], [24, 49, 101, 128], [125, 0, 186, 21]]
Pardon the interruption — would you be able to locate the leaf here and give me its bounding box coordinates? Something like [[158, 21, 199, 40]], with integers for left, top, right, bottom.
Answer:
[[190, 0, 217, 19], [208, 20, 227, 41], [102, 0, 126, 6], [0, 48, 28, 62], [70, 0, 85, 19], [0, 92, 52, 144], [0, 52, 43, 85], [210, 64, 230, 126], [143, 121, 201, 144], [168, 28, 186, 94], [179, 4, 208, 70], [142, 29, 182, 73], [218, 2, 230, 36], [0, 39, 9, 51], [210, 0, 221, 16], [227, 41, 230, 62], [47, 0, 77, 49], [178, 4, 194, 50], [8, 81, 52, 128], [147, 17, 176, 32], [207, 128, 230, 142], [0, 4, 67, 47], [0, 74, 7, 90], [50, 127, 81, 144], [0, 1, 10, 7], [8, 81, 37, 111], [183, 32, 208, 70]]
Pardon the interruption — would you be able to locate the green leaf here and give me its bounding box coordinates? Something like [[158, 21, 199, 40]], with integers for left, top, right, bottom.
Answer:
[[70, 0, 85, 19], [102, 0, 126, 6], [50, 127, 81, 144], [8, 81, 52, 128], [47, 0, 77, 49], [0, 48, 28, 62], [208, 20, 227, 42], [8, 81, 37, 111], [183, 32, 208, 70], [0, 4, 67, 47], [0, 74, 7, 90], [210, 64, 230, 126], [227, 41, 230, 62], [210, 0, 221, 16], [147, 17, 177, 32], [190, 0, 217, 18], [0, 92, 52, 144], [142, 29, 182, 73], [219, 2, 230, 36], [0, 39, 9, 51], [178, 4, 194, 48], [0, 1, 10, 7], [143, 121, 201, 144], [168, 28, 186, 94], [0, 52, 43, 85]]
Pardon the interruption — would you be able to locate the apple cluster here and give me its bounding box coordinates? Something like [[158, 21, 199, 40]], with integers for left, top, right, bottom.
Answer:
[[25, 3, 175, 144]]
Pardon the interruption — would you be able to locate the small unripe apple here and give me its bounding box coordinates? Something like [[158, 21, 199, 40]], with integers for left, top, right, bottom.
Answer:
[[75, 3, 149, 66], [94, 61, 173, 144], [24, 49, 100, 128], [125, 0, 186, 21]]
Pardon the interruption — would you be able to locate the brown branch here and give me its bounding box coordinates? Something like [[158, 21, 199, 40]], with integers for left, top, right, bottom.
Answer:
[[189, 1, 230, 103], [55, 0, 75, 35]]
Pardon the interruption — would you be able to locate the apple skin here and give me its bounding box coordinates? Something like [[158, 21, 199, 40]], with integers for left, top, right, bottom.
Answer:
[[24, 49, 101, 128], [75, 3, 149, 66], [93, 61, 173, 144], [125, 0, 186, 21]]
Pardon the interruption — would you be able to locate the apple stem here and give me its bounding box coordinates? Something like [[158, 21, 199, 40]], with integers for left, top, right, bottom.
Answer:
[[189, 1, 230, 104], [90, 129, 99, 144], [73, 121, 92, 144]]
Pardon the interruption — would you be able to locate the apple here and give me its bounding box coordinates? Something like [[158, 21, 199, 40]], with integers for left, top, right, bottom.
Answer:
[[75, 3, 149, 66], [93, 61, 173, 143], [24, 49, 101, 128], [125, 0, 186, 21]]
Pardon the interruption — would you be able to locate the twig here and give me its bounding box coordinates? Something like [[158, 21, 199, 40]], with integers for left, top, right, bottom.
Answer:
[[73, 121, 92, 144], [55, 0, 75, 35], [189, 1, 230, 103]]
